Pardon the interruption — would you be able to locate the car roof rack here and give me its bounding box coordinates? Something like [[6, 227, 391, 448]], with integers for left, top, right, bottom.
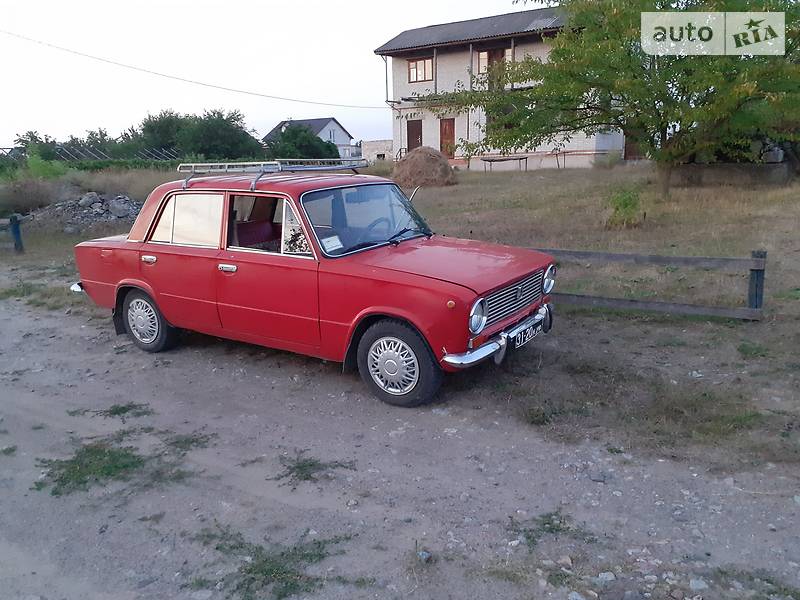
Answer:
[[177, 158, 369, 191]]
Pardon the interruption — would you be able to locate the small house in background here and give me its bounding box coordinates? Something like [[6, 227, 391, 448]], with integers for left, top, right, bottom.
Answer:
[[362, 139, 394, 164], [262, 118, 361, 158], [375, 7, 625, 170]]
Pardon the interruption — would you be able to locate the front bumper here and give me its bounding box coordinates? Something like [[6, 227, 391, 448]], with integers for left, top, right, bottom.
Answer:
[[442, 303, 554, 369]]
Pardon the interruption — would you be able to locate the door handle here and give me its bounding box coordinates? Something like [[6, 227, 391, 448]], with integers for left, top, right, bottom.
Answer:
[[141, 255, 157, 264], [218, 263, 238, 273]]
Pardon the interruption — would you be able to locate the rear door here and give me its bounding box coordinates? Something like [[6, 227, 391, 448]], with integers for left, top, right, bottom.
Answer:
[[216, 195, 320, 351], [138, 192, 224, 332]]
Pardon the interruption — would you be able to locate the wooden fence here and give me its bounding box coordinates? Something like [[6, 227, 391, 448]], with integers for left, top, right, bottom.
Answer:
[[532, 248, 767, 321], [0, 215, 25, 253]]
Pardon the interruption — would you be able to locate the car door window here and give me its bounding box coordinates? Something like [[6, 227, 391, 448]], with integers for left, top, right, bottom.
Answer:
[[150, 193, 223, 247], [282, 201, 312, 257]]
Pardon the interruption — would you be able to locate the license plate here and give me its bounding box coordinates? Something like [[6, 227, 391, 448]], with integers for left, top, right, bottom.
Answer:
[[514, 322, 542, 349]]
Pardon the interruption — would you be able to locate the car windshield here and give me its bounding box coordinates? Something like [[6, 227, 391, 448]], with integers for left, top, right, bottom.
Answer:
[[301, 184, 432, 256]]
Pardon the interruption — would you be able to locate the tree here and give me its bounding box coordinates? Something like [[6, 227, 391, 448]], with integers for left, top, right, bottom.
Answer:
[[13, 131, 58, 160], [176, 109, 264, 159], [140, 109, 185, 150], [436, 0, 800, 196], [263, 124, 341, 159]]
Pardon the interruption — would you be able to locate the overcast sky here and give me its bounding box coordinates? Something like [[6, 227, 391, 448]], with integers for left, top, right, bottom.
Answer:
[[2, 0, 523, 148]]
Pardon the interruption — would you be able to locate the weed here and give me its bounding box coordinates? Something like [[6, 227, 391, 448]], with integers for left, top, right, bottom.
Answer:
[[70, 402, 154, 423], [1, 445, 17, 456], [484, 565, 528, 584], [606, 187, 642, 228], [606, 445, 624, 454], [522, 405, 561, 426], [184, 577, 214, 590], [163, 431, 216, 453], [31, 424, 45, 431], [715, 567, 800, 600], [35, 443, 146, 496], [775, 288, 800, 301], [194, 524, 352, 600], [0, 429, 8, 435], [507, 511, 594, 550], [0, 281, 85, 312], [737, 341, 770, 359], [238, 456, 267, 467], [546, 568, 573, 587], [269, 450, 355, 488]]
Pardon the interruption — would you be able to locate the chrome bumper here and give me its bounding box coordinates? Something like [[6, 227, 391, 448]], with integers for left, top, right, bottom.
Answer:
[[442, 303, 553, 369], [70, 282, 83, 293]]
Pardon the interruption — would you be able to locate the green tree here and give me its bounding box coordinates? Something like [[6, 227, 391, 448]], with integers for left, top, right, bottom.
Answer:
[[436, 0, 800, 196], [13, 131, 58, 160], [263, 124, 341, 159], [140, 109, 185, 150], [176, 109, 264, 159]]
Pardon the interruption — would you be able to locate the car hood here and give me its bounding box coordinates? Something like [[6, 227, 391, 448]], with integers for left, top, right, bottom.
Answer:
[[345, 235, 552, 295]]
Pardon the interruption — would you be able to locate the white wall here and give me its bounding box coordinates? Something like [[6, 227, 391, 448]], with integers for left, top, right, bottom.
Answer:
[[316, 121, 352, 146]]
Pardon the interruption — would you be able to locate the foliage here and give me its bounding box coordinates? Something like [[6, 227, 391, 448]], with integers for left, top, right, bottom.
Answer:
[[26, 152, 69, 179], [35, 443, 146, 496], [606, 187, 642, 228], [263, 124, 340, 159], [13, 109, 265, 162], [436, 0, 800, 195]]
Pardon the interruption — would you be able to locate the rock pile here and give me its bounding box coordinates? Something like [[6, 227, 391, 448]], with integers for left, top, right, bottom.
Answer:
[[392, 146, 456, 188], [28, 191, 143, 233]]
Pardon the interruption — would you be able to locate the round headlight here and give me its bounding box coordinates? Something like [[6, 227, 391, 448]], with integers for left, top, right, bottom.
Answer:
[[543, 264, 557, 294], [469, 298, 487, 335]]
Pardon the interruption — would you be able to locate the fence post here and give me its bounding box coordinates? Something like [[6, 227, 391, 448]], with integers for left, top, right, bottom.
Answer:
[[748, 249, 767, 310], [9, 214, 24, 253]]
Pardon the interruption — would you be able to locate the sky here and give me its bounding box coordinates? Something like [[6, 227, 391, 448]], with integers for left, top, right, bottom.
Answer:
[[1, 0, 525, 148]]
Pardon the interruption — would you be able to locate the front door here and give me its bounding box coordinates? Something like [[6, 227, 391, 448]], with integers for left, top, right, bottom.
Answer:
[[138, 191, 224, 333], [439, 118, 455, 158], [215, 194, 320, 351], [407, 119, 422, 151]]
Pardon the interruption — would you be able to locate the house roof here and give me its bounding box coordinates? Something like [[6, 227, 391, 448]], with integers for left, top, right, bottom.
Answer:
[[263, 118, 354, 143], [374, 7, 563, 55]]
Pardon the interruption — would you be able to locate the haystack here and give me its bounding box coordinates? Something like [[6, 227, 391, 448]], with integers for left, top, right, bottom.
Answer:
[[392, 146, 456, 188]]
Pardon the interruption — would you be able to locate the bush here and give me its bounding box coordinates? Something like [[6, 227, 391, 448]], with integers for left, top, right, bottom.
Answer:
[[592, 150, 623, 169], [606, 188, 642, 228], [26, 153, 69, 179]]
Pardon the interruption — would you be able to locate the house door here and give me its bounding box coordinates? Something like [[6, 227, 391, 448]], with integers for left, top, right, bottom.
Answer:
[[407, 120, 422, 151], [439, 118, 455, 158]]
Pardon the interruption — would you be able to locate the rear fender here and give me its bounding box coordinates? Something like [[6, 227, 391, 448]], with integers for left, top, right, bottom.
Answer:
[[113, 279, 159, 335]]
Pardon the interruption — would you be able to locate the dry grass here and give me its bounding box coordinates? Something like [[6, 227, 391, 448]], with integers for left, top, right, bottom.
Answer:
[[66, 169, 177, 202], [413, 166, 800, 315]]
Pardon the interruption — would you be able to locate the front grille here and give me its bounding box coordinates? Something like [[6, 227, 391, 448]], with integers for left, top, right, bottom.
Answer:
[[485, 270, 544, 327]]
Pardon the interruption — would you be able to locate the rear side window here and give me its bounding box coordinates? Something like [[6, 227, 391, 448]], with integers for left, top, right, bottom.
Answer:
[[150, 193, 224, 247]]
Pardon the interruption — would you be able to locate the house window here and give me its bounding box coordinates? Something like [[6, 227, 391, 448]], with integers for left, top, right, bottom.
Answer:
[[408, 57, 433, 83]]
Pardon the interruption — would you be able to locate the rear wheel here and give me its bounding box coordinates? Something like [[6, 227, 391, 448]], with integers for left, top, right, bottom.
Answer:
[[122, 289, 178, 353], [357, 320, 442, 407]]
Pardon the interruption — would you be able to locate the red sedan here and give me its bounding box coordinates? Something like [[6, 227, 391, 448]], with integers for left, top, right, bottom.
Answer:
[[73, 161, 555, 406]]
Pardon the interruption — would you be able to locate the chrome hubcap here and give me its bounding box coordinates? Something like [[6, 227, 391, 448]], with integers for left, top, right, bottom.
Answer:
[[127, 298, 159, 344], [368, 336, 419, 395]]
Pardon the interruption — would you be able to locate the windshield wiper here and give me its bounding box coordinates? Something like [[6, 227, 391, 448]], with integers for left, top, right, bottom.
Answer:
[[387, 226, 432, 245]]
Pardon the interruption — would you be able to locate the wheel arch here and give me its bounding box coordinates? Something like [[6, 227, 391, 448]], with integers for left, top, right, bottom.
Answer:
[[342, 312, 432, 373], [113, 280, 158, 335]]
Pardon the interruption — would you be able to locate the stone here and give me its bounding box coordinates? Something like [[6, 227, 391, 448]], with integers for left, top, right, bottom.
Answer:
[[191, 591, 213, 600], [689, 578, 708, 591], [590, 471, 611, 483], [670, 590, 685, 600], [793, 495, 800, 505], [568, 593, 586, 600], [346, 499, 359, 507], [598, 571, 617, 582], [90, 202, 104, 210], [108, 199, 131, 218], [416, 550, 432, 564], [557, 555, 573, 568], [78, 192, 100, 207]]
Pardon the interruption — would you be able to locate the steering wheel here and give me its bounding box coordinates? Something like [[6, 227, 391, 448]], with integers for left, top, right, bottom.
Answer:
[[354, 217, 392, 246]]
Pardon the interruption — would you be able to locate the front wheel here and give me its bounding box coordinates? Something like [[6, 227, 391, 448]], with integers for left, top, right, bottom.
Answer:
[[357, 320, 442, 407], [122, 289, 179, 353]]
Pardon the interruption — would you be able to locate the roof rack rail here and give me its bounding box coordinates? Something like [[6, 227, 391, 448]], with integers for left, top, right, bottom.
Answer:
[[177, 158, 369, 190]]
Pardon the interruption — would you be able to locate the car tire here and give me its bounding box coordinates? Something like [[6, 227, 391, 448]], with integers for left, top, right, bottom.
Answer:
[[122, 289, 179, 353], [356, 319, 443, 407]]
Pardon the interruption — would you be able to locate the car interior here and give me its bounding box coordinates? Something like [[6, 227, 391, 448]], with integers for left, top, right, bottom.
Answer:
[[228, 195, 283, 252]]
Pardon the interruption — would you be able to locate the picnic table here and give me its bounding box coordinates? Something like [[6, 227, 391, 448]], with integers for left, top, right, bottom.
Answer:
[[481, 156, 529, 172]]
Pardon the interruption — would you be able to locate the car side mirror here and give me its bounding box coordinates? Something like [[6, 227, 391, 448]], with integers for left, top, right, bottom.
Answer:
[[409, 186, 422, 202]]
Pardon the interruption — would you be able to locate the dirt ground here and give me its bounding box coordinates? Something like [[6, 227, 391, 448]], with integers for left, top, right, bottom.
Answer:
[[1, 167, 799, 600], [1, 291, 799, 600]]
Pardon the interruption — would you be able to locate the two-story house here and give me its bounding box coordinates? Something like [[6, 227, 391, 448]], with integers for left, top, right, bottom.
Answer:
[[375, 7, 625, 169], [263, 118, 361, 159]]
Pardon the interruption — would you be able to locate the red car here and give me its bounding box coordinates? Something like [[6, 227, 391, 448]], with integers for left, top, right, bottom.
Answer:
[[72, 161, 555, 406]]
